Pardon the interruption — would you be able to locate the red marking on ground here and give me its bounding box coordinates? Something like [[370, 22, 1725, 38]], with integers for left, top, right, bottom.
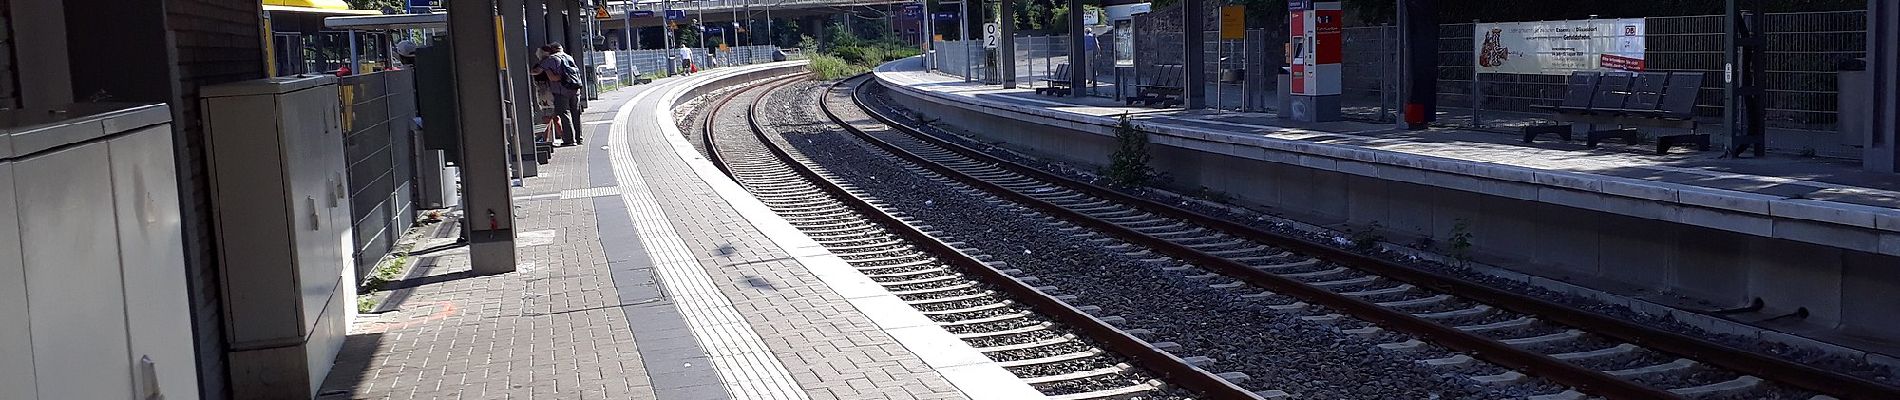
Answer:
[[361, 301, 458, 333]]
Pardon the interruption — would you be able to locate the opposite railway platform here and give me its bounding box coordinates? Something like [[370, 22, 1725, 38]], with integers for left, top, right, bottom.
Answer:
[[314, 61, 1037, 400], [871, 57, 1900, 358]]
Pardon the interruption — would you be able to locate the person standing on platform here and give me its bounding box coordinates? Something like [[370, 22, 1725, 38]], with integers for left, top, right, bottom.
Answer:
[[679, 44, 696, 74], [533, 43, 584, 146]]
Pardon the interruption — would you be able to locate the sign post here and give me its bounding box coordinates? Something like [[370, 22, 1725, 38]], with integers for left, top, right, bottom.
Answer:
[[1285, 0, 1342, 122], [983, 22, 999, 48]]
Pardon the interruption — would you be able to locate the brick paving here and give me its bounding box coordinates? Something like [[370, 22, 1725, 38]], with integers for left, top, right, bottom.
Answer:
[[316, 84, 660, 400], [317, 65, 980, 400]]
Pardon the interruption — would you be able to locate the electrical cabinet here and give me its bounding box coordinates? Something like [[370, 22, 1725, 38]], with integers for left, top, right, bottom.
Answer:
[[202, 75, 357, 399], [0, 103, 197, 400]]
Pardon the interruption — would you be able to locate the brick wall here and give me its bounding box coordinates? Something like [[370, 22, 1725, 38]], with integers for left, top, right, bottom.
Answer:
[[165, 1, 266, 398]]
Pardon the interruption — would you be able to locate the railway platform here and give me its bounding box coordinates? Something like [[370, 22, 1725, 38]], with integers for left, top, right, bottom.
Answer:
[[314, 62, 1036, 400], [872, 58, 1900, 361]]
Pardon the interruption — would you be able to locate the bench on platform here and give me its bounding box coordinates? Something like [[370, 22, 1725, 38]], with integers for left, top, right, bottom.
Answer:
[[1034, 63, 1073, 96], [1523, 71, 1709, 154], [1127, 64, 1184, 107]]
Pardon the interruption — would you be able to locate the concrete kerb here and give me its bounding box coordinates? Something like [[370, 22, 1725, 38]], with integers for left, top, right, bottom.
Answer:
[[631, 65, 1046, 399], [872, 65, 1900, 257]]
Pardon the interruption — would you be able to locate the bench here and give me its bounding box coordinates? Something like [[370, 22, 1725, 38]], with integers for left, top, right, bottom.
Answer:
[[1034, 63, 1073, 96], [1523, 71, 1709, 154], [1127, 64, 1184, 107]]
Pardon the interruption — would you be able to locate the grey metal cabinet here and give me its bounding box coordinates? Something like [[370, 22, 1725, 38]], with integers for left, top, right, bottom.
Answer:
[[0, 161, 32, 400], [0, 103, 196, 400], [202, 75, 356, 399], [109, 125, 199, 400]]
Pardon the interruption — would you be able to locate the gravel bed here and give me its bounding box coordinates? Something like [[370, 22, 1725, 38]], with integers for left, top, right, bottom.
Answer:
[[1627, 365, 1746, 390], [909, 296, 1006, 312], [855, 264, 939, 275], [1392, 298, 1485, 314], [926, 305, 1023, 322], [1474, 323, 1572, 341], [893, 286, 987, 301], [1571, 349, 1681, 371], [964, 329, 1064, 348], [858, 82, 1900, 389], [1006, 358, 1120, 378], [771, 81, 1501, 398], [1031, 371, 1154, 395], [1439, 311, 1530, 327], [942, 318, 1045, 335], [988, 341, 1095, 361], [867, 270, 955, 283]]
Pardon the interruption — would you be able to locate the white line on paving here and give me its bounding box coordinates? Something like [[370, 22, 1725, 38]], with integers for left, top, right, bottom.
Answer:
[[610, 67, 809, 400]]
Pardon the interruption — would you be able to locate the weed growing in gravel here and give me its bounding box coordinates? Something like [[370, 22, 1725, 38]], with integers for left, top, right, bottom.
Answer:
[[1350, 221, 1385, 251], [1105, 114, 1154, 188], [1448, 219, 1475, 264]]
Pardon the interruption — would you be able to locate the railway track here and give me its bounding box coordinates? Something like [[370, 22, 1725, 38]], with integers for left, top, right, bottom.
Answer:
[[697, 74, 1251, 399], [827, 76, 1900, 400]]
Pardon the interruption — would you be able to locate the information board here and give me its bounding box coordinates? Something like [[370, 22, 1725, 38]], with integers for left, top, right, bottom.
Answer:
[[1475, 18, 1646, 74]]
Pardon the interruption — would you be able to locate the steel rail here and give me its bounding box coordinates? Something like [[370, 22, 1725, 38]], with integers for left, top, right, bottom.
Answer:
[[846, 77, 1900, 400], [827, 77, 1709, 399]]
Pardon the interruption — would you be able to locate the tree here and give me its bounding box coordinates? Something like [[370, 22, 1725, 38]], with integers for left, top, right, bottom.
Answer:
[[344, 0, 404, 13]]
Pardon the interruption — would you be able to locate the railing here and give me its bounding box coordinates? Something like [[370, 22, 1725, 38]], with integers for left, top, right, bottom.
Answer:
[[584, 45, 782, 86]]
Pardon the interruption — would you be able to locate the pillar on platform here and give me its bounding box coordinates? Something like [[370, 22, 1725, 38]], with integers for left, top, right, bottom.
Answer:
[[1066, 0, 1086, 95], [447, 0, 519, 274], [502, 0, 538, 177], [999, 0, 1016, 88], [1868, 0, 1899, 172], [1181, 0, 1204, 108]]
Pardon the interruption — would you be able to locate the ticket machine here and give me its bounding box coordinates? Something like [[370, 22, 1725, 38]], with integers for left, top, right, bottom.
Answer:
[[1284, 0, 1342, 122]]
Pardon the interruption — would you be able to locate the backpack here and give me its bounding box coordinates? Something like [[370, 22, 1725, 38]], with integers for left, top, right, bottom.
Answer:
[[556, 53, 582, 90]]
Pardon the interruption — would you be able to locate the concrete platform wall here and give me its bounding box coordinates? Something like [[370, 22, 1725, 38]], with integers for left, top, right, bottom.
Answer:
[[877, 75, 1900, 346]]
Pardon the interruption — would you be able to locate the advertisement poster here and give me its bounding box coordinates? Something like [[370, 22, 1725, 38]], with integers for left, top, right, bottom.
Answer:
[[1475, 18, 1645, 75]]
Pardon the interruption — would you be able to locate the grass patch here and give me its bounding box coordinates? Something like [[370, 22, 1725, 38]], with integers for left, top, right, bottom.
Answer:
[[355, 248, 414, 313], [808, 54, 869, 80]]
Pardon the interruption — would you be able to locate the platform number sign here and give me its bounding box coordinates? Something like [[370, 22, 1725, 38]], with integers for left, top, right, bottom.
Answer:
[[983, 22, 1000, 48]]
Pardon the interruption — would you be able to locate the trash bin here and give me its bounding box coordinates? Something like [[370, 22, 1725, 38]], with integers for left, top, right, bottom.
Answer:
[[1277, 66, 1292, 117]]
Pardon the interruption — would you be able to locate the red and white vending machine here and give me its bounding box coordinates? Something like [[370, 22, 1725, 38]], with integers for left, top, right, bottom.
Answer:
[[1286, 0, 1343, 122]]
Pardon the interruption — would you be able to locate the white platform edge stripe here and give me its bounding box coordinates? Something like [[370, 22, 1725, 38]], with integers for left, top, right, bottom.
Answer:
[[613, 65, 810, 400], [645, 64, 1047, 399]]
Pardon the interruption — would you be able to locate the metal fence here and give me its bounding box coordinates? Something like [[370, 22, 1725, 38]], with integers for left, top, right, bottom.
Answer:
[[933, 28, 1286, 111], [583, 45, 779, 85], [339, 69, 420, 281], [1336, 11, 1867, 155], [932, 11, 1865, 156]]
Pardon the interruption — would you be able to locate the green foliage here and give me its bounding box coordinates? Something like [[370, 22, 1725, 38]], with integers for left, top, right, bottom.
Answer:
[[798, 35, 820, 52], [354, 254, 411, 313], [1105, 114, 1154, 188], [1350, 221, 1385, 251], [1050, 5, 1106, 33], [344, 0, 404, 13], [1448, 219, 1474, 263], [808, 54, 869, 80]]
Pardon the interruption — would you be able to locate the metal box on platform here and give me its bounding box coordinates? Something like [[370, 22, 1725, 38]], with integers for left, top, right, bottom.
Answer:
[[0, 104, 197, 400], [201, 75, 357, 399]]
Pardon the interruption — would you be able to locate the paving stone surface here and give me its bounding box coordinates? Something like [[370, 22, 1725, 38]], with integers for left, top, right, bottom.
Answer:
[[316, 66, 972, 400]]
